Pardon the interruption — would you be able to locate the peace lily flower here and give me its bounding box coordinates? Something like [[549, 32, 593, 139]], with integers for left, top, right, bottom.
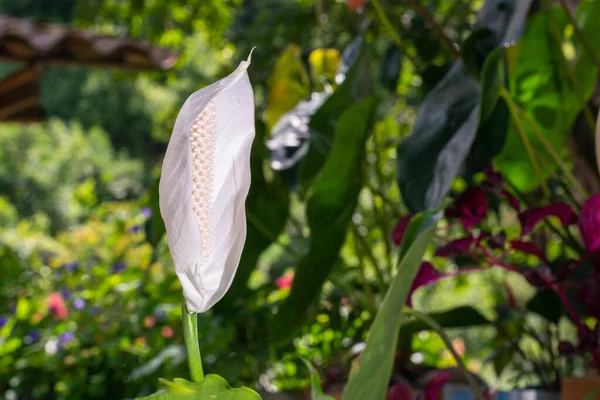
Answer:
[[159, 51, 256, 313]]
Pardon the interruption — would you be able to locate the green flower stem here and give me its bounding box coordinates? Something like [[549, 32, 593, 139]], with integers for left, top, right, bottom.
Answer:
[[499, 87, 550, 197], [370, 0, 420, 69], [404, 308, 486, 400], [182, 299, 204, 382]]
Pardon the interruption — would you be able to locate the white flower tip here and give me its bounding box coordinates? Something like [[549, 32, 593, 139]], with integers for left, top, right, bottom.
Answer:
[[237, 47, 256, 72], [248, 46, 257, 62]]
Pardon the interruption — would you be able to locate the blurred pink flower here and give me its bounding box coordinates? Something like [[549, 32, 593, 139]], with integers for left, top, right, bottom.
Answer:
[[348, 0, 367, 11], [47, 292, 68, 320], [161, 326, 174, 338], [144, 316, 156, 328], [276, 271, 294, 290]]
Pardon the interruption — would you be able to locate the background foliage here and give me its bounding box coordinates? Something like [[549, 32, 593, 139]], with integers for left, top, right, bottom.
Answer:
[[1, 0, 599, 399]]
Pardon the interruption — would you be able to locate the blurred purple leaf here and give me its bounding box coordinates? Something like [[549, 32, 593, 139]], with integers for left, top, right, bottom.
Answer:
[[446, 186, 488, 229], [500, 190, 520, 211], [554, 259, 579, 282], [435, 236, 474, 257], [558, 341, 576, 355], [519, 203, 577, 235], [576, 277, 600, 319], [510, 239, 548, 263], [386, 383, 413, 400], [392, 214, 414, 246], [488, 232, 506, 249], [579, 194, 600, 254], [522, 266, 554, 288]]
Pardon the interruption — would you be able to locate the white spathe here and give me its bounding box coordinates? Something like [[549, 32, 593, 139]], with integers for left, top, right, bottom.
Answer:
[[159, 51, 255, 313]]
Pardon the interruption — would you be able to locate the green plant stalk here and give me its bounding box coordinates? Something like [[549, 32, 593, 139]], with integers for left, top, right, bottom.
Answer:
[[370, 0, 419, 69], [546, 7, 596, 132], [182, 300, 204, 383], [351, 228, 377, 309], [499, 87, 550, 197], [514, 100, 588, 198], [352, 223, 388, 290], [370, 133, 395, 275], [405, 309, 486, 400], [557, 0, 600, 66]]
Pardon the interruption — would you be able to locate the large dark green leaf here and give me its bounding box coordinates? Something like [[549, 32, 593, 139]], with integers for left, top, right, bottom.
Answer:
[[526, 289, 562, 324], [136, 375, 261, 400], [342, 212, 439, 400], [269, 98, 378, 344], [397, 0, 533, 212], [397, 62, 480, 211]]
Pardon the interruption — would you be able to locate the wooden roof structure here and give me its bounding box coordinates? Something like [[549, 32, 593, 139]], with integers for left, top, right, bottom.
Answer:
[[0, 15, 178, 123]]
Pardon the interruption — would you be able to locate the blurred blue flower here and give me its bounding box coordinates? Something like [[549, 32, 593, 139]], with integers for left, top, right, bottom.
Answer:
[[154, 308, 167, 322], [128, 225, 142, 233], [89, 306, 101, 315], [112, 262, 126, 274], [73, 298, 86, 310], [25, 330, 40, 344], [0, 315, 7, 328], [58, 332, 75, 347], [141, 207, 152, 218], [60, 287, 72, 301], [9, 304, 16, 314], [64, 262, 79, 272]]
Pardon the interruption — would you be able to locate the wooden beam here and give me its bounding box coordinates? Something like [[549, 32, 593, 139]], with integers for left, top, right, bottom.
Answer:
[[0, 66, 43, 95], [0, 66, 44, 121]]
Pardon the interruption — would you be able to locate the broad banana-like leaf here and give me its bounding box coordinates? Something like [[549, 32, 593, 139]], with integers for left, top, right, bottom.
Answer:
[[159, 51, 255, 313]]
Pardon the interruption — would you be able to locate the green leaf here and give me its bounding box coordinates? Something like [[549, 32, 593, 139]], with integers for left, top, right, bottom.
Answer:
[[15, 296, 31, 321], [342, 212, 439, 400], [136, 375, 261, 400], [526, 289, 562, 324], [496, 5, 598, 190], [300, 358, 336, 400], [485, 336, 517, 377], [398, 306, 490, 338], [269, 97, 378, 344], [299, 46, 369, 190]]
